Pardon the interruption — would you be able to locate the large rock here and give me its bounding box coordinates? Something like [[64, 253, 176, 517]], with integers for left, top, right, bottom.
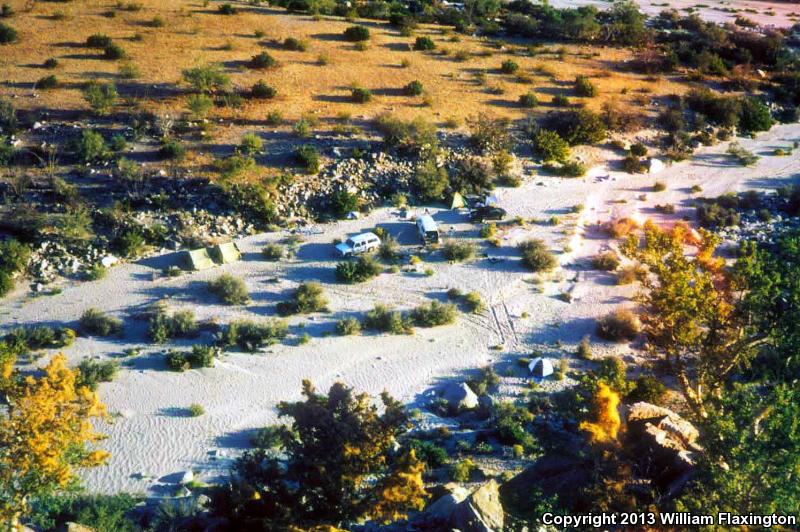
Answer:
[[452, 480, 504, 532], [627, 402, 699, 447], [441, 382, 479, 413], [425, 484, 471, 522]]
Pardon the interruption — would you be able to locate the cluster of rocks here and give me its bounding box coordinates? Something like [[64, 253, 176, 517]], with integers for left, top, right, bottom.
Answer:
[[28, 239, 112, 284]]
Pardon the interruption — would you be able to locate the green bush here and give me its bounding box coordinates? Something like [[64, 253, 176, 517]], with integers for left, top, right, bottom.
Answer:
[[79, 308, 123, 337], [531, 129, 569, 162], [518, 92, 538, 108], [295, 144, 320, 174], [0, 98, 16, 133], [147, 307, 199, 343], [186, 93, 214, 119], [335, 317, 361, 336], [86, 34, 112, 48], [251, 80, 276, 99], [343, 25, 370, 42], [262, 243, 284, 260], [441, 240, 476, 262], [500, 60, 518, 74], [351, 86, 372, 103], [414, 157, 448, 201], [75, 359, 118, 390], [208, 274, 250, 305], [621, 154, 647, 174], [406, 439, 448, 469], [545, 109, 607, 146], [218, 3, 236, 14], [336, 256, 381, 284], [82, 81, 117, 115], [410, 300, 457, 327], [276, 282, 328, 315], [463, 291, 484, 313], [158, 138, 186, 160], [591, 251, 620, 271], [574, 75, 597, 97], [251, 425, 284, 449], [36, 75, 59, 90], [283, 37, 308, 51], [403, 80, 423, 96], [5, 326, 76, 351], [552, 94, 570, 107], [239, 133, 263, 155], [166, 344, 219, 371], [738, 96, 774, 133], [544, 159, 587, 177], [0, 4, 13, 17], [182, 64, 230, 93], [628, 375, 667, 404], [364, 304, 413, 335], [43, 57, 59, 69], [220, 319, 288, 352], [630, 142, 648, 157], [103, 42, 126, 60], [596, 309, 641, 342], [73, 130, 109, 163], [519, 239, 557, 272], [0, 239, 30, 292], [248, 52, 276, 69], [577, 335, 592, 359], [450, 458, 476, 482], [414, 36, 435, 51], [27, 493, 141, 531]]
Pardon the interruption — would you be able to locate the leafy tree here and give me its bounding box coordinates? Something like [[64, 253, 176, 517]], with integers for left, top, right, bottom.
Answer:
[[414, 157, 448, 201], [82, 82, 117, 115], [371, 450, 427, 524], [531, 129, 570, 162], [0, 354, 109, 526], [181, 64, 230, 93]]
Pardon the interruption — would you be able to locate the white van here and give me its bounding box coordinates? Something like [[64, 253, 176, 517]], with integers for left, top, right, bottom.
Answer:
[[416, 215, 439, 244], [335, 232, 381, 257]]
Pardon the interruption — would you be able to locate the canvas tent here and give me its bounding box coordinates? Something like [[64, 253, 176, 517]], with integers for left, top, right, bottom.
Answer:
[[450, 192, 466, 209], [209, 242, 241, 264], [182, 248, 215, 270], [528, 357, 554, 379]]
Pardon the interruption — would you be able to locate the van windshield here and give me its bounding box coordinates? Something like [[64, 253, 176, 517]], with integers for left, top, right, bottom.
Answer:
[[426, 231, 439, 241], [345, 239, 355, 247]]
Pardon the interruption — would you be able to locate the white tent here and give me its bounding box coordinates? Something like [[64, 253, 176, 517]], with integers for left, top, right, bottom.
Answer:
[[528, 357, 554, 379]]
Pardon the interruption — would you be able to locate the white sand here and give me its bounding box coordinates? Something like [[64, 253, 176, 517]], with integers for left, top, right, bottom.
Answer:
[[547, 0, 799, 28], [4, 122, 800, 495]]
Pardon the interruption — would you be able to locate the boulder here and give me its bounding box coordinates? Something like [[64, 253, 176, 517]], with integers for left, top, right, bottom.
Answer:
[[425, 484, 471, 522], [647, 158, 665, 174], [452, 480, 504, 532], [441, 382, 479, 413]]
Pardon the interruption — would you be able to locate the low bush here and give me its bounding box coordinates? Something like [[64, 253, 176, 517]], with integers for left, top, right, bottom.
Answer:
[[262, 243, 284, 260], [73, 130, 109, 164], [591, 251, 620, 271], [218, 3, 236, 14], [239, 133, 263, 155], [79, 308, 123, 337], [276, 282, 328, 315], [335, 316, 361, 336], [103, 43, 126, 60], [531, 129, 569, 162], [250, 80, 276, 99], [295, 144, 320, 174], [410, 300, 457, 327], [251, 425, 284, 449], [5, 326, 76, 352], [552, 94, 570, 107], [86, 34, 112, 48], [208, 274, 250, 305], [364, 304, 413, 335], [621, 154, 647, 174], [630, 142, 647, 157], [596, 308, 641, 342], [248, 52, 276, 69], [500, 60, 518, 74], [188, 403, 205, 416], [36, 75, 59, 90], [544, 109, 607, 146], [351, 86, 372, 103], [450, 459, 476, 482], [574, 75, 597, 97], [628, 375, 667, 404], [441, 240, 476, 262], [43, 58, 59, 69], [605, 217, 639, 238], [518, 92, 538, 108], [186, 93, 213, 119], [616, 264, 644, 285], [166, 345, 219, 371], [519, 239, 557, 272], [577, 335, 592, 360], [182, 64, 230, 93], [544, 159, 587, 177], [336, 256, 381, 284], [148, 307, 198, 343], [413, 36, 435, 51], [0, 21, 14, 43], [82, 81, 117, 115], [406, 439, 448, 469], [220, 319, 288, 352], [75, 359, 119, 390], [343, 25, 369, 42], [403, 80, 423, 96], [0, 4, 12, 17], [283, 37, 308, 51], [463, 291, 484, 313]]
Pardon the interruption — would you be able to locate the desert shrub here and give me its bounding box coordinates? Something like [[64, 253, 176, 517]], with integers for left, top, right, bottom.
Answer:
[[591, 251, 620, 271], [147, 307, 198, 343], [0, 4, 12, 17], [726, 142, 759, 166], [186, 93, 214, 119], [544, 159, 587, 177], [73, 130, 109, 163], [351, 86, 372, 103], [403, 80, 423, 96], [188, 403, 205, 416], [248, 52, 276, 69], [343, 25, 369, 41], [628, 375, 667, 404], [519, 239, 557, 272], [6, 326, 75, 351], [413, 157, 448, 201], [451, 459, 476, 482], [0, 21, 14, 43], [158, 139, 186, 161], [552, 94, 570, 107], [500, 60, 518, 74], [218, 3, 236, 14], [283, 36, 308, 51], [36, 75, 58, 90], [208, 274, 250, 305], [414, 36, 435, 51], [118, 61, 140, 79], [262, 243, 284, 260], [220, 182, 277, 226], [265, 110, 283, 125], [103, 42, 126, 60], [166, 344, 218, 371], [364, 304, 413, 335], [737, 96, 774, 133], [336, 256, 381, 284], [112, 229, 146, 258], [577, 335, 592, 360], [182, 64, 230, 93], [335, 317, 361, 336], [78, 308, 123, 337], [441, 240, 476, 262], [82, 81, 117, 115], [276, 282, 328, 315], [596, 308, 641, 342], [378, 236, 399, 263], [696, 202, 740, 228], [518, 92, 538, 108], [617, 264, 643, 285], [375, 113, 438, 153], [43, 58, 59, 69], [220, 319, 288, 352], [545, 109, 607, 146], [531, 129, 569, 162], [86, 34, 112, 48], [251, 425, 284, 449], [654, 203, 675, 214], [621, 154, 647, 173], [295, 144, 320, 174], [0, 238, 30, 281], [75, 359, 118, 390], [239, 133, 263, 155], [463, 291, 484, 313], [411, 300, 457, 327], [250, 80, 276, 99], [629, 142, 647, 157], [605, 217, 638, 238], [574, 75, 597, 97], [215, 154, 256, 178], [406, 439, 448, 469]]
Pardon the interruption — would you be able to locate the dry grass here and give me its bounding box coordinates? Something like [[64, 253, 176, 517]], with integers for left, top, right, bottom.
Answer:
[[1, 0, 690, 174]]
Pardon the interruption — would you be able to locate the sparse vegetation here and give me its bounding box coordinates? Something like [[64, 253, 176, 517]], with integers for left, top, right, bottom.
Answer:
[[336, 256, 381, 284], [596, 308, 641, 342], [276, 282, 328, 315], [441, 240, 476, 262], [519, 239, 557, 272], [79, 309, 123, 337], [207, 274, 250, 305]]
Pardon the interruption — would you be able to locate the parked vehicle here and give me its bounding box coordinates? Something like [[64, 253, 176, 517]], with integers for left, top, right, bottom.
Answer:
[[335, 232, 381, 257], [469, 206, 507, 222], [416, 215, 440, 244]]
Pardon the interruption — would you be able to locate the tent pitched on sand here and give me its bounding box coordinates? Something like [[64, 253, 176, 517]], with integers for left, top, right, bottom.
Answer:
[[209, 242, 241, 264], [181, 248, 215, 270], [450, 192, 466, 209], [528, 357, 554, 380]]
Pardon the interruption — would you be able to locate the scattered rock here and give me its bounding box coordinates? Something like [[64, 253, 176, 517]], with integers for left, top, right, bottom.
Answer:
[[441, 382, 479, 413], [451, 479, 505, 532]]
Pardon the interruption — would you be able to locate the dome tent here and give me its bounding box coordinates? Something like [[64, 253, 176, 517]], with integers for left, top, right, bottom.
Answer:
[[528, 357, 554, 379]]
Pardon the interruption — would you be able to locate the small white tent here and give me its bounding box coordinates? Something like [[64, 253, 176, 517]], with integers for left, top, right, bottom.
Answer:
[[528, 357, 554, 379]]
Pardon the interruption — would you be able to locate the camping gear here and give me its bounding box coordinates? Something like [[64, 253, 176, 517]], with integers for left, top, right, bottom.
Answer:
[[528, 357, 554, 379], [450, 192, 466, 209], [209, 242, 241, 264], [182, 248, 215, 270]]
